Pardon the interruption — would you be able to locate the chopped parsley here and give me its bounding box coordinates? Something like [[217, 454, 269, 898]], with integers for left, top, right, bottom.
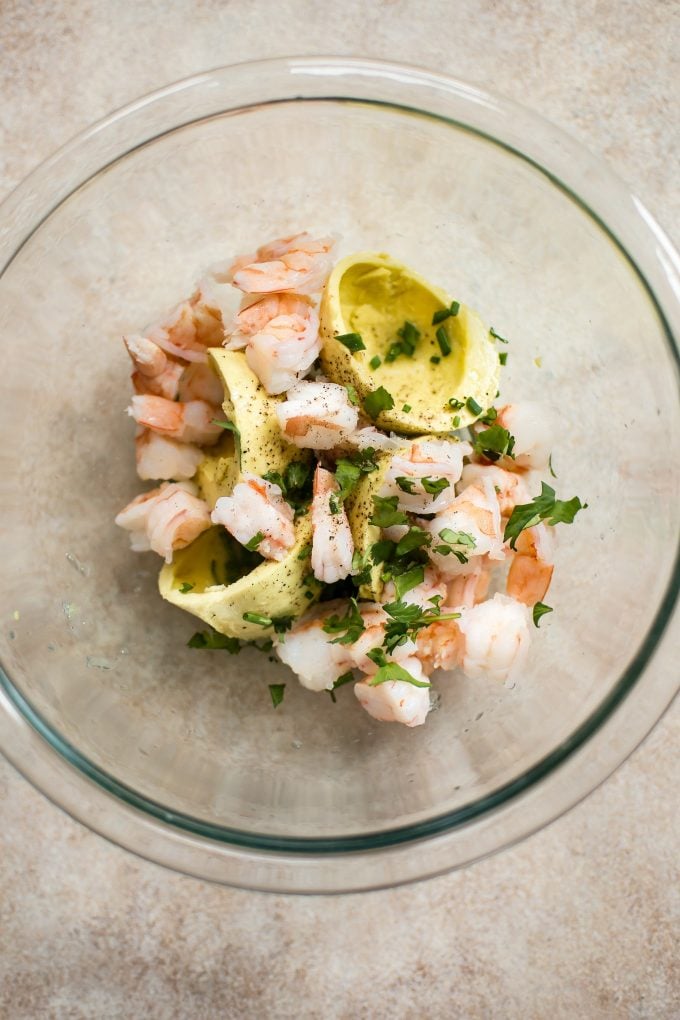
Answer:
[[479, 407, 498, 425], [473, 424, 515, 462], [263, 460, 312, 515], [499, 351, 508, 366], [393, 564, 426, 599], [327, 670, 355, 702], [489, 327, 508, 343], [434, 528, 477, 563], [466, 396, 483, 416], [432, 301, 460, 325], [368, 662, 431, 688], [346, 384, 359, 406], [363, 386, 395, 420], [369, 355, 382, 370], [269, 683, 286, 708], [351, 549, 373, 586], [336, 332, 366, 353], [178, 582, 194, 593], [436, 325, 452, 357], [334, 459, 362, 502], [369, 495, 409, 529], [322, 598, 366, 645], [533, 602, 554, 627], [211, 418, 240, 436], [244, 531, 264, 551], [395, 526, 431, 557], [381, 598, 460, 654], [421, 476, 450, 497], [187, 629, 240, 653], [395, 476, 417, 494], [504, 482, 587, 550]]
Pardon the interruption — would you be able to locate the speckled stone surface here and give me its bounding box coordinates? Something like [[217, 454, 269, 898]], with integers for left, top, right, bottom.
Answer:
[[1, 2, 678, 1017]]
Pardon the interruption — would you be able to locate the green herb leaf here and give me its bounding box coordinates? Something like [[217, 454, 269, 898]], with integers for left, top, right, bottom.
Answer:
[[285, 461, 311, 492], [466, 396, 483, 416], [421, 476, 450, 497], [436, 325, 452, 357], [395, 476, 417, 495], [479, 406, 498, 425], [363, 386, 395, 420], [369, 355, 382, 370], [178, 582, 194, 593], [370, 539, 397, 565], [489, 327, 508, 343], [336, 332, 366, 353], [394, 564, 426, 599], [269, 683, 286, 708], [439, 528, 476, 549], [244, 531, 264, 551], [351, 549, 373, 586], [243, 612, 273, 628], [327, 669, 355, 702], [533, 602, 554, 627], [473, 424, 515, 462], [369, 495, 409, 529], [211, 419, 240, 436], [366, 647, 389, 669], [368, 663, 431, 688], [187, 629, 240, 653], [499, 351, 508, 366], [346, 384, 359, 406], [335, 459, 362, 503], [322, 598, 366, 645], [504, 482, 587, 550], [395, 526, 432, 557]]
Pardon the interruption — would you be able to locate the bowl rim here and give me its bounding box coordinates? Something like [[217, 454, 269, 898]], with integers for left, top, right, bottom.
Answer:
[[0, 55, 678, 893]]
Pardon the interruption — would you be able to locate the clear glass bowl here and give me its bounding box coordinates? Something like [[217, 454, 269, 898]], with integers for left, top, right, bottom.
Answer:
[[0, 57, 678, 893]]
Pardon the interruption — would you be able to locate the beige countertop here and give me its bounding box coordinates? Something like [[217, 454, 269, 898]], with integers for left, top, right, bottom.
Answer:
[[1, 1, 678, 1017]]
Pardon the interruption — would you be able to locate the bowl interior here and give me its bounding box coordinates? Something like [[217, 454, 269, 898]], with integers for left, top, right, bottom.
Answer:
[[0, 94, 678, 844]]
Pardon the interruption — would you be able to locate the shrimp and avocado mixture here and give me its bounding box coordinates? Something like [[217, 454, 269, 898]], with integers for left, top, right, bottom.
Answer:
[[116, 232, 586, 727]]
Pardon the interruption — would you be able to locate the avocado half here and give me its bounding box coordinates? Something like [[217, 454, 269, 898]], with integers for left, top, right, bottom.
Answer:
[[319, 252, 499, 434]]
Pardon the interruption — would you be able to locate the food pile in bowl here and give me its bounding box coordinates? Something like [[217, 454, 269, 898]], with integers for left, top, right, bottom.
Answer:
[[115, 232, 585, 727]]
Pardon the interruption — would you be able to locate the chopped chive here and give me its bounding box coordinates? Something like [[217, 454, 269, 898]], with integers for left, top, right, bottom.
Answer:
[[430, 355, 441, 365], [499, 351, 508, 366], [297, 543, 312, 560], [452, 415, 461, 428], [336, 332, 366, 353], [466, 396, 483, 416], [269, 683, 286, 708], [489, 327, 508, 343], [436, 325, 452, 357], [432, 301, 460, 324], [402, 403, 412, 413], [178, 582, 194, 593], [369, 355, 381, 370], [244, 531, 264, 551], [243, 612, 272, 627], [548, 454, 557, 478], [447, 397, 464, 410], [211, 419, 240, 436]]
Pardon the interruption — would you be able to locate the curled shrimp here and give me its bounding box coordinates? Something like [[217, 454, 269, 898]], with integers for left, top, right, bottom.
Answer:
[[310, 466, 354, 583], [276, 381, 358, 449], [224, 293, 315, 348], [115, 481, 211, 562], [146, 292, 224, 364], [423, 476, 504, 577], [446, 558, 492, 609], [176, 362, 224, 406], [135, 430, 204, 482], [460, 462, 532, 517], [275, 603, 354, 692], [383, 438, 472, 514], [492, 402, 553, 471], [128, 395, 223, 446], [353, 655, 431, 727], [124, 335, 184, 400], [418, 593, 531, 684], [225, 233, 335, 295], [211, 473, 295, 562], [506, 523, 555, 606]]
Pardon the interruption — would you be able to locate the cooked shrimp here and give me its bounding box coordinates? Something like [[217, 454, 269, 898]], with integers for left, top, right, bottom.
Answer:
[[423, 476, 504, 577], [446, 558, 493, 609], [338, 426, 404, 454], [380, 566, 448, 610], [115, 481, 211, 563], [460, 462, 531, 517], [211, 473, 295, 562], [506, 523, 555, 606], [276, 381, 359, 449], [224, 293, 315, 348], [493, 402, 552, 470], [128, 395, 223, 446], [275, 605, 354, 691], [418, 592, 531, 683], [124, 335, 185, 400], [226, 233, 335, 295], [135, 430, 204, 481], [383, 438, 472, 514], [177, 362, 224, 406], [146, 293, 224, 364], [354, 655, 430, 727], [243, 309, 321, 395], [310, 466, 354, 583]]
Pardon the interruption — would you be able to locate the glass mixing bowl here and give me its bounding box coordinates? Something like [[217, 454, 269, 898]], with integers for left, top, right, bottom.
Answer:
[[0, 58, 678, 893]]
